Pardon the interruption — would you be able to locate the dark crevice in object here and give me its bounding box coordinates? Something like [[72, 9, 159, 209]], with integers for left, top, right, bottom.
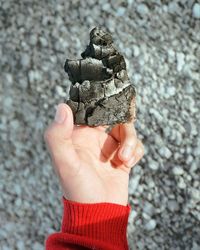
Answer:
[[85, 106, 95, 123], [64, 26, 136, 126]]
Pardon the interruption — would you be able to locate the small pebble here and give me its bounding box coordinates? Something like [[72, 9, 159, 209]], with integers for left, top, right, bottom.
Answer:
[[166, 86, 176, 96], [39, 36, 48, 47], [167, 200, 179, 212], [133, 45, 140, 57], [191, 189, 200, 201], [172, 166, 184, 175], [178, 178, 186, 189], [192, 241, 200, 250], [33, 242, 43, 250], [144, 219, 157, 231], [192, 3, 200, 19], [148, 160, 159, 171], [102, 3, 110, 12], [21, 53, 30, 67], [116, 7, 126, 16], [159, 146, 172, 159], [176, 52, 185, 72], [129, 175, 141, 194], [136, 4, 149, 16]]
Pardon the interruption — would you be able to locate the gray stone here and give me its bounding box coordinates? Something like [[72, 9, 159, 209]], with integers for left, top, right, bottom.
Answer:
[[133, 45, 140, 57], [56, 86, 66, 97], [168, 2, 179, 14], [102, 3, 110, 12], [192, 3, 200, 19], [192, 241, 200, 250], [137, 241, 145, 250], [4, 73, 13, 85], [0, 229, 8, 239], [147, 178, 155, 188], [21, 53, 30, 67], [172, 166, 184, 175], [143, 202, 155, 216], [16, 241, 25, 250], [176, 52, 185, 72], [194, 145, 200, 157], [127, 0, 134, 6], [129, 175, 141, 194], [116, 7, 126, 16], [166, 86, 176, 96], [148, 160, 159, 171], [125, 47, 132, 58], [191, 188, 200, 201], [39, 36, 48, 47], [2, 246, 12, 250], [144, 219, 157, 231], [28, 70, 42, 83], [14, 184, 22, 195], [33, 242, 43, 250], [159, 146, 172, 159], [142, 212, 151, 220], [168, 48, 175, 63], [3, 96, 13, 111], [29, 34, 38, 45], [178, 178, 186, 189], [167, 200, 179, 212], [136, 4, 149, 16], [15, 198, 22, 207], [149, 108, 163, 123]]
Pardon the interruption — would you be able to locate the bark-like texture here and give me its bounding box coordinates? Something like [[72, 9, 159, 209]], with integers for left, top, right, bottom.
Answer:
[[64, 27, 136, 126]]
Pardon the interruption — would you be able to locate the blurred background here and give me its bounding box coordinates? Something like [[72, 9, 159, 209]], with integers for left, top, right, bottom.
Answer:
[[0, 0, 200, 249]]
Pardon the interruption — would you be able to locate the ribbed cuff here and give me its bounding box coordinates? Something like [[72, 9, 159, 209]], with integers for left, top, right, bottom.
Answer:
[[61, 197, 131, 249]]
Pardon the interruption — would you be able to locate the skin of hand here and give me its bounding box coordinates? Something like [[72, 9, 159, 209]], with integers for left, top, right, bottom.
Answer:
[[44, 103, 144, 206]]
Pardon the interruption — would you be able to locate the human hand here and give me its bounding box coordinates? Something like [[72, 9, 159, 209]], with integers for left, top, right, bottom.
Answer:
[[44, 103, 144, 206]]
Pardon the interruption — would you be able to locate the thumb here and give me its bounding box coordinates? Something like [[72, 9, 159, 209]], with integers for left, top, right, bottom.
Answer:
[[44, 103, 81, 176]]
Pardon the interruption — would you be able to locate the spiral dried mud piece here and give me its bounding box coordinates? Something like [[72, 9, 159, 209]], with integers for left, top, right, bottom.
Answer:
[[64, 27, 136, 126]]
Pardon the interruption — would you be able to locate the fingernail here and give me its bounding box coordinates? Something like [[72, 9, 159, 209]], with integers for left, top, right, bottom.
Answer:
[[127, 156, 136, 167], [55, 105, 67, 124], [122, 146, 132, 159]]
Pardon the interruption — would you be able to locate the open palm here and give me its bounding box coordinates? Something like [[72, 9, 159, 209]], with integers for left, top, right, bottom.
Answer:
[[45, 104, 144, 206]]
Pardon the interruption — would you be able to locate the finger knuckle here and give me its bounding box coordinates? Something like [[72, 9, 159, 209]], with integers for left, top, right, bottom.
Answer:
[[126, 135, 137, 146]]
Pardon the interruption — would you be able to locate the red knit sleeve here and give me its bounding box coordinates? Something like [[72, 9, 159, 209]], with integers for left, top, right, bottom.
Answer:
[[45, 197, 131, 250]]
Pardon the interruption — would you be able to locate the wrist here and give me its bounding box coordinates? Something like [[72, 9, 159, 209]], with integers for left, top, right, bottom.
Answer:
[[61, 197, 131, 249]]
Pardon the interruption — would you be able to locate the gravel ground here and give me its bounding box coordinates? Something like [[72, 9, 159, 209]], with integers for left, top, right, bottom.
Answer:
[[1, 0, 200, 249]]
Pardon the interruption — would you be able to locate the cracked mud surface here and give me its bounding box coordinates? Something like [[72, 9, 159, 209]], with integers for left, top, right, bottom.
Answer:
[[64, 27, 136, 126]]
